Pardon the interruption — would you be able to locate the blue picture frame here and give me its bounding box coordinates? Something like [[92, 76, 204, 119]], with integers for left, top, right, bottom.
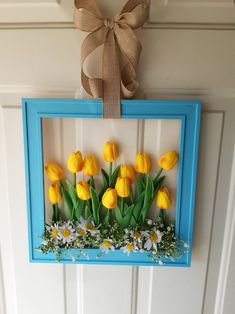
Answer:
[[22, 98, 201, 266]]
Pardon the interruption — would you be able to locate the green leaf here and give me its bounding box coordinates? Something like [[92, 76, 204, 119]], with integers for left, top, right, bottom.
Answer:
[[98, 184, 108, 201], [90, 187, 100, 225], [132, 191, 145, 222], [153, 168, 163, 188], [85, 205, 92, 220], [123, 202, 130, 215], [130, 215, 138, 227], [137, 175, 145, 195], [109, 165, 120, 188], [75, 201, 85, 221], [66, 179, 78, 209], [140, 200, 153, 223], [101, 168, 109, 186], [60, 184, 73, 219], [154, 175, 165, 193], [103, 209, 111, 226], [121, 204, 135, 228], [96, 203, 102, 225], [143, 175, 154, 208], [114, 206, 123, 224]]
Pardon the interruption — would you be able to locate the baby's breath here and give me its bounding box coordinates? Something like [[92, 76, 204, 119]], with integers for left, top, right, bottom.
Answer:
[[38, 220, 187, 263]]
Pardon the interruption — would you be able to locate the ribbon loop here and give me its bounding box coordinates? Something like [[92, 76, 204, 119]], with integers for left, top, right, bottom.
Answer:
[[74, 0, 149, 118]]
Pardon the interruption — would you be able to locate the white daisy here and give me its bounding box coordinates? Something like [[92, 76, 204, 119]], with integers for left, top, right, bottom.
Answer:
[[121, 243, 138, 256], [48, 223, 59, 240], [78, 217, 100, 236], [100, 240, 115, 253], [144, 230, 162, 251], [59, 223, 75, 244], [130, 230, 142, 243], [75, 222, 86, 237]]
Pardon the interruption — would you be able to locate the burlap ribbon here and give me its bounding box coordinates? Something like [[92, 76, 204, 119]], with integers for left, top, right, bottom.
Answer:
[[74, 0, 149, 118]]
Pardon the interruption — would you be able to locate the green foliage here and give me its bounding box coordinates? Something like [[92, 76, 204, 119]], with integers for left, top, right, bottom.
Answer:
[[60, 184, 73, 219], [109, 165, 120, 188], [90, 187, 100, 225]]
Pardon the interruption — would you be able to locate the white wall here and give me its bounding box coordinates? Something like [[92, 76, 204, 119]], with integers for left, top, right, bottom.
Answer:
[[0, 1, 235, 314]]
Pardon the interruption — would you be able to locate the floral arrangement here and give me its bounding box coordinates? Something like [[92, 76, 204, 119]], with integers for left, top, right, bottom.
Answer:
[[39, 141, 187, 264]]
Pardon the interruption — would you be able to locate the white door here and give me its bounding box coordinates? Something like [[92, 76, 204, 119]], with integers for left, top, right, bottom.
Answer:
[[0, 1, 235, 314]]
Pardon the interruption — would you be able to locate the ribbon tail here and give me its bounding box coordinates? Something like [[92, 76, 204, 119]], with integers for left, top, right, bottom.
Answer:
[[102, 30, 121, 119]]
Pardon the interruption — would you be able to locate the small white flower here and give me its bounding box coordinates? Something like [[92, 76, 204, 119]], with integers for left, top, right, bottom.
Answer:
[[144, 230, 162, 251], [78, 217, 100, 236], [100, 239, 115, 253], [42, 241, 48, 246], [59, 223, 75, 244], [167, 226, 171, 231], [121, 243, 138, 256], [147, 219, 153, 225]]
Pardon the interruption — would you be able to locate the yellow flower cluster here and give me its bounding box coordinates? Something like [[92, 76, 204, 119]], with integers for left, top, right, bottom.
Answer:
[[44, 140, 179, 222]]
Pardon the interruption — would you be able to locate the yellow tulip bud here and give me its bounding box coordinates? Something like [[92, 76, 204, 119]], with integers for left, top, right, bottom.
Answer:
[[120, 164, 136, 184], [48, 182, 62, 204], [67, 151, 83, 173], [157, 187, 172, 210], [45, 162, 63, 182], [83, 155, 99, 177], [103, 140, 118, 162], [115, 177, 130, 198], [76, 180, 90, 201], [158, 150, 178, 171], [135, 153, 151, 174], [102, 188, 117, 209]]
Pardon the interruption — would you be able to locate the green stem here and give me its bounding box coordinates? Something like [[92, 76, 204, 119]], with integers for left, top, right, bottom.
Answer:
[[55, 203, 60, 222], [90, 176, 95, 189], [130, 185, 134, 203], [154, 168, 163, 183], [159, 208, 166, 224], [52, 204, 56, 222], [73, 173, 76, 187], [121, 197, 124, 214], [109, 162, 113, 186]]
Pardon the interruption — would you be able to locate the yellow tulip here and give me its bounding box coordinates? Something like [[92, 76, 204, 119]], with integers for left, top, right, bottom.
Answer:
[[120, 164, 136, 184], [157, 187, 172, 210], [102, 188, 117, 209], [103, 140, 118, 162], [135, 152, 151, 174], [48, 182, 62, 204], [76, 180, 90, 200], [45, 162, 63, 182], [158, 150, 178, 171], [115, 177, 130, 198], [67, 151, 83, 173], [83, 155, 99, 177]]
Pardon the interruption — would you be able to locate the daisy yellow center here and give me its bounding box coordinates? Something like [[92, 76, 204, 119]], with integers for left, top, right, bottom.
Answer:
[[62, 229, 71, 238], [79, 229, 85, 235], [51, 228, 58, 237], [126, 243, 135, 251], [103, 241, 111, 249], [133, 231, 141, 239], [86, 223, 94, 230], [150, 233, 158, 242]]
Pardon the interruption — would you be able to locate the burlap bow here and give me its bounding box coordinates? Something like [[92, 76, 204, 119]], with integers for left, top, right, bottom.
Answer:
[[74, 0, 149, 118]]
